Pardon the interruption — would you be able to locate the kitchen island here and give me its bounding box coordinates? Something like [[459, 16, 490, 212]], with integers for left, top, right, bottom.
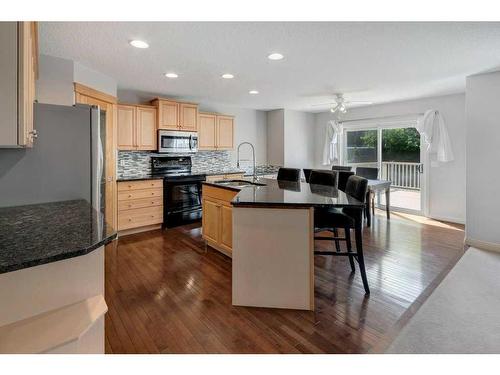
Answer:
[[202, 178, 365, 311], [0, 200, 116, 353]]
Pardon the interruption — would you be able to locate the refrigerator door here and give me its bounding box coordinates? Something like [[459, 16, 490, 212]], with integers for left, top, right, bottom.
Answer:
[[0, 103, 93, 207]]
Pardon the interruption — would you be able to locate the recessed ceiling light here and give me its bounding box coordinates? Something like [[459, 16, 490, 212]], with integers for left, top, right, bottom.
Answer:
[[222, 73, 234, 79], [129, 40, 149, 49], [267, 53, 284, 60], [249, 90, 259, 95], [165, 73, 178, 78]]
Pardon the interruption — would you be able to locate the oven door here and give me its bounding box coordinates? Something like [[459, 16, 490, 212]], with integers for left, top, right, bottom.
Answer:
[[163, 177, 204, 227], [158, 130, 197, 153]]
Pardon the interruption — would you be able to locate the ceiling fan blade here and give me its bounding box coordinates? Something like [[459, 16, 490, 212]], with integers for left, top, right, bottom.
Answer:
[[311, 102, 337, 107], [346, 101, 373, 104]]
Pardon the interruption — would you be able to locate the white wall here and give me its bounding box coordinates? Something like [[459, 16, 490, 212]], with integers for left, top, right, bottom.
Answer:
[[266, 109, 285, 166], [315, 93, 466, 224], [36, 54, 74, 106], [37, 54, 117, 105], [283, 110, 316, 169], [73, 62, 117, 97], [465, 71, 500, 246]]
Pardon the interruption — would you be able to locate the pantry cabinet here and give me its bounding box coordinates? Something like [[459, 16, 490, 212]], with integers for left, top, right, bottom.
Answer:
[[0, 22, 38, 148], [198, 112, 234, 150], [152, 98, 198, 131], [117, 104, 157, 150]]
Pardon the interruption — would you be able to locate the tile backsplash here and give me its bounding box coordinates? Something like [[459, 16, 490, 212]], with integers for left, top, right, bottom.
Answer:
[[117, 150, 234, 177]]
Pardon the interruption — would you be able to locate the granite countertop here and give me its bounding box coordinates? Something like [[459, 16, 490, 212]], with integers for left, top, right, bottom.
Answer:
[[117, 169, 246, 181], [0, 199, 116, 274], [203, 178, 365, 209]]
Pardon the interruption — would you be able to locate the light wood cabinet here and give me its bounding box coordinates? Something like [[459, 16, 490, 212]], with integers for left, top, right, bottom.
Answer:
[[0, 22, 38, 148], [198, 112, 234, 150], [202, 185, 239, 257], [179, 103, 198, 131], [198, 113, 217, 150], [216, 115, 234, 150], [136, 106, 157, 150], [152, 98, 198, 132], [156, 99, 179, 130], [117, 104, 157, 151], [117, 179, 163, 234]]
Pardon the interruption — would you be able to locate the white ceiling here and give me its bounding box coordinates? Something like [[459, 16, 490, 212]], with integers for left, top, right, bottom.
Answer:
[[40, 22, 500, 112]]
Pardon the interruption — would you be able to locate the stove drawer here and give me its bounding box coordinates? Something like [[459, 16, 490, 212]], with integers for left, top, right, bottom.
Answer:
[[118, 188, 163, 201], [118, 196, 163, 211], [118, 206, 163, 230], [118, 179, 163, 191]]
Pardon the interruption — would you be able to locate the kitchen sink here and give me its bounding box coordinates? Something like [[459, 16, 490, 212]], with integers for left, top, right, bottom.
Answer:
[[214, 179, 266, 187]]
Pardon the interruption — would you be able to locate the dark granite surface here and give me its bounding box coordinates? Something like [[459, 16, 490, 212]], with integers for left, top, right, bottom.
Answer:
[[0, 199, 116, 274], [204, 178, 365, 209], [117, 169, 246, 181]]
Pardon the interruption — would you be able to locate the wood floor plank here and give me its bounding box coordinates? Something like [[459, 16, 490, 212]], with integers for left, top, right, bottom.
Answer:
[[105, 210, 465, 353]]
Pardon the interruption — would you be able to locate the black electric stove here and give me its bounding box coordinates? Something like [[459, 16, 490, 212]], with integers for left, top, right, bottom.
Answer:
[[151, 156, 206, 228]]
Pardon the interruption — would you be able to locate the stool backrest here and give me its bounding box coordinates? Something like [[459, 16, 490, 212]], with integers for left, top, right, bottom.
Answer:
[[345, 175, 369, 203], [338, 171, 355, 192], [309, 170, 338, 187], [277, 167, 301, 182]]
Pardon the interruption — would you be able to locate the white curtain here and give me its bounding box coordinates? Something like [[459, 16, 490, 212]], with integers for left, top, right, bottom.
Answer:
[[322, 120, 341, 165], [417, 109, 454, 163]]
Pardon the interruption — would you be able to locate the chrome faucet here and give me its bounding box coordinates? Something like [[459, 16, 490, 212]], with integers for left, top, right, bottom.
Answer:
[[236, 142, 256, 178]]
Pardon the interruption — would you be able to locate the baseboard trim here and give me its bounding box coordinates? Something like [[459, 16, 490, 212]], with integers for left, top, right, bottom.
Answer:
[[118, 224, 162, 237], [464, 237, 500, 253], [428, 215, 465, 225]]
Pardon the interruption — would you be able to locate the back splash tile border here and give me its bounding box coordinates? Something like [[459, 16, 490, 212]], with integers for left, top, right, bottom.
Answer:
[[117, 150, 235, 177]]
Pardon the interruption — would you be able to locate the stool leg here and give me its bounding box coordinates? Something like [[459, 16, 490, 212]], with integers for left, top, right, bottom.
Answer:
[[345, 227, 355, 272], [333, 228, 341, 252], [355, 220, 370, 294]]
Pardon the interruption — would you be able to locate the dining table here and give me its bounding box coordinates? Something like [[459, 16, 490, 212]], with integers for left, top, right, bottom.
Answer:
[[365, 179, 392, 227]]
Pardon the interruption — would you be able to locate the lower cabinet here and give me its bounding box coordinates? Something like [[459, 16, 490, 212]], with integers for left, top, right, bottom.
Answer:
[[202, 185, 238, 257], [117, 179, 163, 234]]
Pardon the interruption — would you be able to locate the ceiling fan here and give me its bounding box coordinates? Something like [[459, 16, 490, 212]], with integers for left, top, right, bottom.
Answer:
[[312, 94, 372, 114]]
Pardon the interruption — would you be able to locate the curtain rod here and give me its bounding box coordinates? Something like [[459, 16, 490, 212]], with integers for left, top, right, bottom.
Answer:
[[338, 112, 424, 124]]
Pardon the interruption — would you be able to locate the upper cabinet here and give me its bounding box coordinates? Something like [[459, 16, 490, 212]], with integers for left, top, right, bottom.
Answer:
[[117, 104, 157, 151], [198, 112, 234, 150], [0, 22, 38, 148], [152, 98, 198, 132]]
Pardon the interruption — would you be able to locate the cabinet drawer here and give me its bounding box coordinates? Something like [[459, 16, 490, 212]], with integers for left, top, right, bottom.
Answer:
[[118, 196, 163, 211], [202, 185, 238, 203], [118, 188, 163, 201], [118, 206, 163, 230], [118, 179, 163, 191]]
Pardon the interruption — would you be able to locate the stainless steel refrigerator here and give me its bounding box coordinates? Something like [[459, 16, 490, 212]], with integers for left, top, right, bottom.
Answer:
[[0, 103, 106, 217]]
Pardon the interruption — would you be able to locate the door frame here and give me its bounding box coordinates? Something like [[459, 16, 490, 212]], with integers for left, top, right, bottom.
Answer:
[[74, 83, 118, 229], [339, 118, 429, 216]]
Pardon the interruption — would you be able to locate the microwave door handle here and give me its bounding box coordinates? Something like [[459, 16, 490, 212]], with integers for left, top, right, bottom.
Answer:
[[189, 134, 193, 150]]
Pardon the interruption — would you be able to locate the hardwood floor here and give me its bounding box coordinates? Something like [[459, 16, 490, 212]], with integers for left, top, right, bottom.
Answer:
[[104, 210, 465, 354]]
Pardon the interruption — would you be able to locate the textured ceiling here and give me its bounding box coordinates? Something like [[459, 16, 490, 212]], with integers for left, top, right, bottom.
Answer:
[[40, 22, 500, 112]]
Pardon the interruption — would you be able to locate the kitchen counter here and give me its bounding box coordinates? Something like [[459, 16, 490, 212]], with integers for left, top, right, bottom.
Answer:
[[203, 178, 365, 209], [202, 178, 365, 311], [0, 199, 116, 274], [117, 169, 246, 182]]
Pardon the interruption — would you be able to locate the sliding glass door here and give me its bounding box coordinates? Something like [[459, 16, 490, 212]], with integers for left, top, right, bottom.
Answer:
[[344, 125, 424, 215]]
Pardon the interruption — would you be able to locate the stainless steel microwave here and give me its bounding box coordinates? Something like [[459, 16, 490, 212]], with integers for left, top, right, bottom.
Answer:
[[158, 130, 198, 153]]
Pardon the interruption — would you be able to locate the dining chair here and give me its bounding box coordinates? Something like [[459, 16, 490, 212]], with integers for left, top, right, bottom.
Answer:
[[277, 167, 301, 182], [356, 167, 379, 180], [331, 165, 352, 172], [337, 171, 355, 192], [314, 175, 370, 294]]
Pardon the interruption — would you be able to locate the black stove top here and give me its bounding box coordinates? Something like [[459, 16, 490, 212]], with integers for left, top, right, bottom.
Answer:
[[151, 171, 206, 180]]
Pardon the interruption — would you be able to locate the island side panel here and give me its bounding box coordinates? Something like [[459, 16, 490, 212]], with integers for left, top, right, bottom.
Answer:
[[232, 207, 314, 311], [0, 246, 105, 327]]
